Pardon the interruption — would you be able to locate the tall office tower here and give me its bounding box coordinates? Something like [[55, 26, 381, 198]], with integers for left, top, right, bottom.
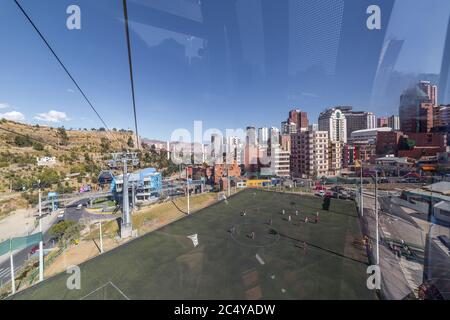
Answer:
[[419, 81, 438, 106], [210, 133, 223, 162], [288, 109, 309, 131], [388, 115, 400, 131], [290, 129, 329, 179], [269, 127, 280, 147], [226, 136, 243, 165], [245, 126, 258, 172], [246, 126, 257, 146], [340, 107, 376, 137], [399, 84, 435, 133], [377, 117, 389, 128], [318, 107, 347, 143], [258, 126, 269, 146], [280, 134, 291, 153]]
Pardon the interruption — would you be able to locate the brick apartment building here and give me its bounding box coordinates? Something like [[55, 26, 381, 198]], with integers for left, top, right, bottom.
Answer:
[[291, 130, 329, 178]]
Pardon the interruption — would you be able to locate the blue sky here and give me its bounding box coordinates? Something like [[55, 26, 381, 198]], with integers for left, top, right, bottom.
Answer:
[[1, 0, 449, 141]]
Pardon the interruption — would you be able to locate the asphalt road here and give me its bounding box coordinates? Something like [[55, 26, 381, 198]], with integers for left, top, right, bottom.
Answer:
[[63, 199, 117, 223], [0, 197, 107, 289], [0, 219, 57, 288]]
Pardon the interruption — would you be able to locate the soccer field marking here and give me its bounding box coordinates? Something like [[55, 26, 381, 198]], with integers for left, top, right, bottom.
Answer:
[[255, 254, 265, 265], [79, 281, 130, 300]]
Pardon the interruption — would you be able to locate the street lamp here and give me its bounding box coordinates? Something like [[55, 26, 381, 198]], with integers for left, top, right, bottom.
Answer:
[[366, 167, 381, 266], [97, 221, 103, 254]]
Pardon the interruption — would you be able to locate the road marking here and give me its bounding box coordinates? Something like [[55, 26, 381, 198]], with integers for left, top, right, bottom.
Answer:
[[0, 267, 10, 278], [255, 254, 265, 265]]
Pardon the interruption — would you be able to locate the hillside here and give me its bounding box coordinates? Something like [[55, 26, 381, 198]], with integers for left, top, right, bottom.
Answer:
[[0, 119, 135, 195]]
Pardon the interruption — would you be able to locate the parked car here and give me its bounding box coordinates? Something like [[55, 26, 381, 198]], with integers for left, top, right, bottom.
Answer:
[[315, 190, 325, 197]]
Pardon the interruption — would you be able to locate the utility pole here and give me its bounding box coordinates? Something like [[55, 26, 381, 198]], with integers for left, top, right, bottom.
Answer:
[[227, 165, 231, 197], [109, 152, 139, 238], [360, 161, 364, 217], [186, 167, 190, 214], [9, 238, 15, 295], [99, 221, 103, 254], [38, 180, 44, 282], [122, 157, 131, 237], [375, 169, 380, 265]]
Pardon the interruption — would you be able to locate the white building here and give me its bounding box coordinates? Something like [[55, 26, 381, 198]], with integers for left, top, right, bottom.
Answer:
[[350, 127, 392, 144], [388, 115, 400, 131], [318, 108, 347, 143], [273, 147, 290, 177], [226, 136, 243, 165], [258, 127, 269, 146]]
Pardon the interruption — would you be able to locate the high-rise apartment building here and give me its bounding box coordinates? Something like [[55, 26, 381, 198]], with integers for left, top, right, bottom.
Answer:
[[431, 104, 450, 127], [419, 80, 438, 106], [226, 136, 243, 165], [280, 134, 291, 153], [341, 108, 376, 137], [291, 129, 329, 178], [388, 115, 400, 131], [258, 127, 269, 146], [281, 121, 297, 134], [288, 109, 309, 131], [399, 84, 435, 133], [318, 108, 347, 143], [244, 126, 258, 172], [328, 141, 343, 176], [377, 117, 389, 127]]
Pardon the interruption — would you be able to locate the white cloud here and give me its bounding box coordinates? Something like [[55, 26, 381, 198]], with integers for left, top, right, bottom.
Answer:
[[67, 88, 75, 93], [0, 111, 26, 122], [34, 110, 70, 123], [0, 103, 10, 109]]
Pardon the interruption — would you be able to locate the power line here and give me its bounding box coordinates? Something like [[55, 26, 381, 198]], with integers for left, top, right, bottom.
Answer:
[[122, 0, 140, 150], [0, 125, 63, 150], [13, 0, 119, 145]]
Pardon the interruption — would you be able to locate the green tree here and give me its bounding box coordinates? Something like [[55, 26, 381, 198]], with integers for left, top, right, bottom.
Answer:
[[49, 221, 82, 243], [14, 135, 32, 147], [57, 127, 69, 145], [32, 142, 44, 151], [127, 136, 134, 148]]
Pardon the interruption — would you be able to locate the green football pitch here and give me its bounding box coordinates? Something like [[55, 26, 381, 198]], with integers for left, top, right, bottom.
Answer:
[[13, 189, 375, 300]]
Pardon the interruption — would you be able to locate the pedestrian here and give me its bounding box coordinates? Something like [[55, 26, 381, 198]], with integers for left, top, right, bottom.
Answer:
[[268, 218, 273, 225], [250, 231, 255, 240], [304, 216, 308, 224], [288, 215, 291, 222], [282, 209, 285, 215], [295, 210, 298, 216]]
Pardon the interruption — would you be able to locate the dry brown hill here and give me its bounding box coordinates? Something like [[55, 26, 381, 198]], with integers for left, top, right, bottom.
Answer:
[[0, 119, 135, 193]]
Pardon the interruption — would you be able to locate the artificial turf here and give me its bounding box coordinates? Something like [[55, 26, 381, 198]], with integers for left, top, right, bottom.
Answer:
[[12, 189, 375, 300]]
